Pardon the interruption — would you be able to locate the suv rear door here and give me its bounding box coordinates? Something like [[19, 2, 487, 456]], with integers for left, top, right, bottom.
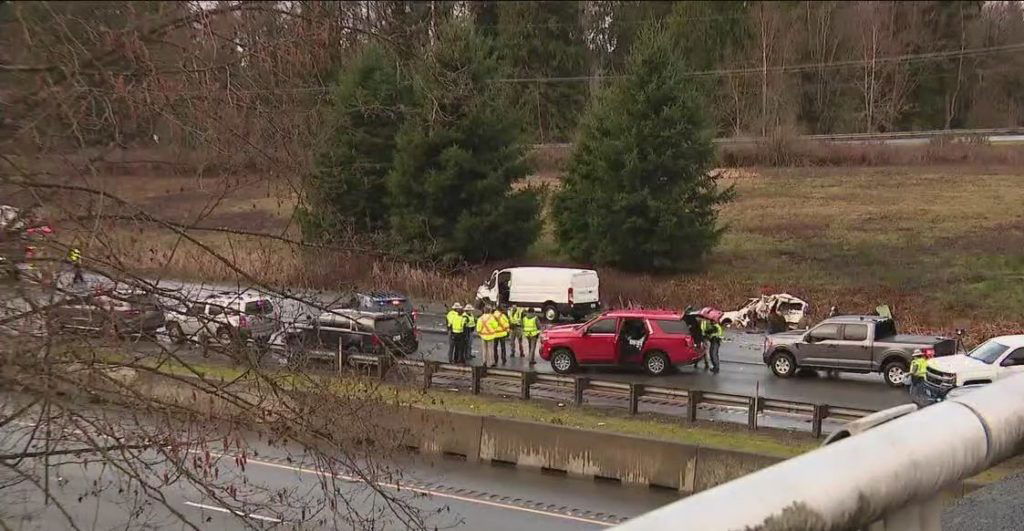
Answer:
[[373, 315, 417, 355], [575, 317, 618, 363]]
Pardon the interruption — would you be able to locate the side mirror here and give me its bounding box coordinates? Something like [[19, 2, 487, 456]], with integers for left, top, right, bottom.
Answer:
[[804, 334, 817, 344]]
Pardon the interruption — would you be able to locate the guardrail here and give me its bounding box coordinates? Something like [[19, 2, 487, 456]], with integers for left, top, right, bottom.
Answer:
[[615, 373, 1024, 531], [329, 346, 875, 437]]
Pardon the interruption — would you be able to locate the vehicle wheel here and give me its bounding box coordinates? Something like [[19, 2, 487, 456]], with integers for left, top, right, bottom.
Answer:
[[216, 326, 234, 345], [103, 320, 120, 340], [769, 351, 797, 378], [550, 349, 576, 375], [882, 360, 909, 387], [543, 304, 559, 323], [644, 351, 670, 376], [166, 323, 185, 345]]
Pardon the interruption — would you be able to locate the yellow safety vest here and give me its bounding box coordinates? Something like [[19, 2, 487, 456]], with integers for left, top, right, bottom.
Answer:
[[701, 320, 724, 339], [463, 312, 476, 329], [446, 310, 460, 331], [522, 315, 540, 337], [910, 357, 928, 378], [451, 313, 465, 334], [493, 313, 509, 338], [477, 314, 495, 341], [509, 307, 524, 326], [67, 248, 81, 263]]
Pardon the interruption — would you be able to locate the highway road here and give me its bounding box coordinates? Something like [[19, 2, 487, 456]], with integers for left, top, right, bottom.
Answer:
[[6, 275, 914, 413], [1, 403, 678, 530]]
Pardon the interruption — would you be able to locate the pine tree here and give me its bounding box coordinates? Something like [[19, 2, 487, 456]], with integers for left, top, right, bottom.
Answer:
[[300, 44, 412, 241], [387, 20, 540, 263], [552, 24, 733, 272]]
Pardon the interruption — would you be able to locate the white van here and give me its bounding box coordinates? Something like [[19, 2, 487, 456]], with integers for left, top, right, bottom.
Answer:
[[475, 267, 600, 321]]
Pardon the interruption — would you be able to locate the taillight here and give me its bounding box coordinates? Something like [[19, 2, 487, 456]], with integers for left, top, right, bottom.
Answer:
[[412, 310, 419, 322], [24, 246, 36, 258], [568, 287, 574, 305], [370, 335, 381, 347], [922, 347, 935, 357], [238, 315, 249, 328]]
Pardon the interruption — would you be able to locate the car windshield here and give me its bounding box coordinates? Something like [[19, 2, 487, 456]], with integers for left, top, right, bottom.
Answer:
[[244, 299, 275, 316], [375, 316, 412, 336], [968, 340, 1009, 365]]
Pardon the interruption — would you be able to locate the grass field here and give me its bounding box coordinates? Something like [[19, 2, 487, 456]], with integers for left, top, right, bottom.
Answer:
[[13, 164, 1024, 338]]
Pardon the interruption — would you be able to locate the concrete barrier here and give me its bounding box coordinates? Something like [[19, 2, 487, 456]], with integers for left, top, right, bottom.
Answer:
[[477, 416, 697, 490]]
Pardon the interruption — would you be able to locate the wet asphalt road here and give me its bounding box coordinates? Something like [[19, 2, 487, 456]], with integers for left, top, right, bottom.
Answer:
[[2, 400, 679, 530], [6, 275, 912, 412]]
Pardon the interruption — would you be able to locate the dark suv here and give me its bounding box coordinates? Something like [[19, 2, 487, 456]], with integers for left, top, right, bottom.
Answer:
[[335, 291, 416, 321], [51, 288, 166, 337], [282, 308, 418, 365]]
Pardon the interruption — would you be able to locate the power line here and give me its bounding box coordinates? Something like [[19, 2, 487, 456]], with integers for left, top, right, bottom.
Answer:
[[492, 42, 1024, 83]]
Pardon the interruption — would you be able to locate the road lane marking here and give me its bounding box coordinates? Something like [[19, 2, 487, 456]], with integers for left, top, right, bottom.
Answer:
[[184, 501, 283, 523], [215, 452, 615, 527]]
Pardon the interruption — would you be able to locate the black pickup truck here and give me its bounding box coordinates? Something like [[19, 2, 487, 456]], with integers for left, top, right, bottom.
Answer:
[[762, 315, 956, 386]]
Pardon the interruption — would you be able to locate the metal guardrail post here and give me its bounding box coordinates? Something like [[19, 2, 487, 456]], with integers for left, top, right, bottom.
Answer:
[[422, 360, 434, 390], [629, 383, 643, 415], [747, 397, 757, 430], [812, 404, 829, 438], [376, 357, 388, 379], [574, 376, 589, 406], [336, 343, 348, 373], [520, 371, 533, 400], [471, 366, 483, 394], [687, 390, 702, 422]]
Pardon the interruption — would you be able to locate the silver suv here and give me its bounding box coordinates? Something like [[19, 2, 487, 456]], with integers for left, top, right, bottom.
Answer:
[[165, 291, 279, 346]]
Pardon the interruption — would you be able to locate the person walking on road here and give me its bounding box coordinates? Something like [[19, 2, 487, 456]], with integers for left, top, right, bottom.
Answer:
[[522, 310, 541, 366], [66, 245, 84, 285], [493, 307, 510, 365], [908, 348, 933, 397], [461, 303, 477, 363], [446, 302, 463, 363], [700, 317, 724, 373], [508, 304, 525, 357]]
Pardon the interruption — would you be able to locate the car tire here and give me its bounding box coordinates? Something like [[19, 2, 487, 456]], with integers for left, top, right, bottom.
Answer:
[[550, 348, 576, 375], [543, 304, 559, 323], [882, 360, 909, 387], [643, 351, 670, 376], [769, 351, 797, 378], [216, 326, 234, 345], [167, 323, 185, 345]]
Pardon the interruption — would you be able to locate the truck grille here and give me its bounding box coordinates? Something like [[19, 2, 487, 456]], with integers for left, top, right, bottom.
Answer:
[[926, 367, 955, 388]]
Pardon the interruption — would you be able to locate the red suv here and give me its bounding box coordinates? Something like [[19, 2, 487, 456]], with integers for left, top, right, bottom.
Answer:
[[539, 309, 702, 376]]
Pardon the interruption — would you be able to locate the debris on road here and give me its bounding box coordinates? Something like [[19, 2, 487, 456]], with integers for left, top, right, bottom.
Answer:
[[721, 293, 809, 331]]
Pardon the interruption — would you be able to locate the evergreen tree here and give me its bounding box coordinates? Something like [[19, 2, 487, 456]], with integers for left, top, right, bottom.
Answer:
[[300, 44, 412, 241], [387, 20, 540, 263], [552, 25, 733, 272]]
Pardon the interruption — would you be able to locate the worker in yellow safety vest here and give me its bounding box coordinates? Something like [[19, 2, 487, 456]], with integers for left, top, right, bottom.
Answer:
[[476, 308, 497, 367], [461, 304, 477, 363], [66, 246, 84, 284], [493, 307, 510, 365], [446, 302, 463, 363], [700, 318, 724, 373], [522, 310, 541, 366], [508, 304, 525, 358]]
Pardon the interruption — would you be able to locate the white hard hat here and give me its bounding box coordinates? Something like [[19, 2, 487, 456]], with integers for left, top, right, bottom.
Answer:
[[452, 302, 463, 310]]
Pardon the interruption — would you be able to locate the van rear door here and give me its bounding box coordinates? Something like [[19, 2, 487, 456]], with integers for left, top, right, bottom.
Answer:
[[571, 270, 600, 305]]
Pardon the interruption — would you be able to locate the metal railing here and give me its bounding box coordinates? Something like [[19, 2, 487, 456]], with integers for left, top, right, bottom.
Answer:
[[615, 373, 1024, 531], [331, 348, 875, 437]]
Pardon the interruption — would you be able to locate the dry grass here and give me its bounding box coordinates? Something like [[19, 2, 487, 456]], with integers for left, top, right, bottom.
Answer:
[[719, 135, 1024, 167]]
